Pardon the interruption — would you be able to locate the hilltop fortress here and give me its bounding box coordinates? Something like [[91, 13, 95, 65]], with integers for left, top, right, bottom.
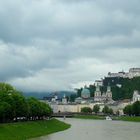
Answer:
[[107, 68, 140, 79]]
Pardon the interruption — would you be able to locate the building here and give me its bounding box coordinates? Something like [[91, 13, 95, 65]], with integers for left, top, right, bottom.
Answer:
[[95, 80, 103, 86], [108, 71, 126, 78], [62, 94, 67, 104], [81, 87, 90, 99], [107, 68, 140, 79], [106, 86, 112, 100], [132, 90, 140, 103], [94, 84, 102, 102], [129, 68, 140, 78], [51, 103, 104, 113], [94, 85, 113, 102]]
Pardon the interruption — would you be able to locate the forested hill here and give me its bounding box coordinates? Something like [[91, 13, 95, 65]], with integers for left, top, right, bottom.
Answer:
[[77, 77, 140, 101], [112, 77, 140, 100]]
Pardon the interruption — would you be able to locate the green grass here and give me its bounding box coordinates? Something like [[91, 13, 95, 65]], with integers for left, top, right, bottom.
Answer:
[[74, 115, 105, 120], [74, 115, 140, 122], [118, 116, 140, 122], [0, 119, 71, 140]]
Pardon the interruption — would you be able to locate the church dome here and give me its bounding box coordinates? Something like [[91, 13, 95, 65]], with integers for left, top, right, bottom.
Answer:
[[81, 88, 90, 99]]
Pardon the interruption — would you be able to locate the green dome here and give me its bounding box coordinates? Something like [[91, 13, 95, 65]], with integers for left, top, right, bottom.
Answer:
[[81, 88, 90, 99]]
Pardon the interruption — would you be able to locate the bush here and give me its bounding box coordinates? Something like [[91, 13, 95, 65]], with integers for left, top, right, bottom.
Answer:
[[81, 107, 92, 113]]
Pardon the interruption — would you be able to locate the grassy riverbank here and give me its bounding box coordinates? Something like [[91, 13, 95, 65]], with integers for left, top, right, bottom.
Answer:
[[74, 115, 140, 122], [118, 116, 140, 122], [74, 115, 105, 120], [0, 119, 70, 140]]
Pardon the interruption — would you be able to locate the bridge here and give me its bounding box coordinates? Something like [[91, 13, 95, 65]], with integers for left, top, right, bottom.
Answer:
[[51, 113, 74, 118]]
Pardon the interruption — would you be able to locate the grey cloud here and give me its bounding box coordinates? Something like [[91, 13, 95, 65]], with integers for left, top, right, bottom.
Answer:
[[0, 0, 140, 44], [0, 0, 140, 91]]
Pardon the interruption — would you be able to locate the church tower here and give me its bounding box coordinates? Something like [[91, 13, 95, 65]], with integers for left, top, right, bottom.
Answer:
[[106, 86, 112, 100], [62, 94, 67, 104], [94, 84, 102, 102]]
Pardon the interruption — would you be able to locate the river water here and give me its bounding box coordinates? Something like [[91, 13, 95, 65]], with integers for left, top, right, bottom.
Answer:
[[32, 118, 140, 140]]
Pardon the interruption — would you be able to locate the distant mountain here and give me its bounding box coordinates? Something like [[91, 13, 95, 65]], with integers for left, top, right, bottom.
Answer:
[[23, 91, 76, 99]]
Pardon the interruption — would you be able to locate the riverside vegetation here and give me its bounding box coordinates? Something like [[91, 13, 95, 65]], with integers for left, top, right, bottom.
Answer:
[[0, 83, 52, 123], [0, 119, 70, 140], [0, 82, 70, 140]]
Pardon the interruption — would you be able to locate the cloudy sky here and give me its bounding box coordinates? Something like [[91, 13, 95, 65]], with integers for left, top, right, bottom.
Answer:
[[0, 0, 140, 92]]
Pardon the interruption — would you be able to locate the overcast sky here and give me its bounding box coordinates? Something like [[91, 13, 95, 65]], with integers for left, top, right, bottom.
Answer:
[[0, 0, 140, 92]]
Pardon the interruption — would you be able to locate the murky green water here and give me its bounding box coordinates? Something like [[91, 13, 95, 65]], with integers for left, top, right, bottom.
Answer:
[[32, 118, 140, 140]]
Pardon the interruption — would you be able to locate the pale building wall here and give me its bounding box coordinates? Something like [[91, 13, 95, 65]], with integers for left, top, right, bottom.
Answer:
[[51, 103, 104, 113]]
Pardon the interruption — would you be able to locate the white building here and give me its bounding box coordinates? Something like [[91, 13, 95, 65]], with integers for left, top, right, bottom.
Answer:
[[108, 71, 126, 78], [94, 84, 102, 102], [51, 103, 104, 113], [94, 85, 113, 102], [95, 80, 103, 86], [62, 94, 67, 104], [107, 68, 140, 79], [128, 68, 140, 78], [132, 90, 140, 103]]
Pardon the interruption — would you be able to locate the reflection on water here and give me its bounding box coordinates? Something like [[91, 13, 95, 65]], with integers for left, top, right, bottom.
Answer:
[[32, 118, 140, 140]]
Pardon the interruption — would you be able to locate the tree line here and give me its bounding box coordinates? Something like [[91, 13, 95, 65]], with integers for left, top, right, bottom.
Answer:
[[123, 101, 140, 116], [0, 83, 52, 123], [81, 105, 113, 115]]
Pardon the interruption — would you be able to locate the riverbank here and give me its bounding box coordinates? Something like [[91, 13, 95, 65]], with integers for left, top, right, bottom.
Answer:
[[0, 119, 70, 140], [118, 116, 140, 122], [74, 115, 105, 120], [74, 115, 140, 122]]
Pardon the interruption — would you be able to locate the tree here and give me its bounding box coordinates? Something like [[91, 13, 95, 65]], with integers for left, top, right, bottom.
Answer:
[[81, 107, 92, 113], [102, 106, 109, 114], [102, 106, 113, 115], [93, 105, 100, 114], [0, 102, 12, 123], [108, 108, 113, 115], [70, 94, 77, 102], [123, 105, 132, 116], [0, 82, 52, 123], [132, 101, 140, 116]]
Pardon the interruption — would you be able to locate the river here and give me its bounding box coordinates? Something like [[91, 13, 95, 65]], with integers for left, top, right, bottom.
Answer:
[[32, 118, 140, 140]]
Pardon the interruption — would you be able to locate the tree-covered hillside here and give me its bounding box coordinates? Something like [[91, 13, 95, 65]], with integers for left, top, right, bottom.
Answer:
[[77, 77, 140, 101]]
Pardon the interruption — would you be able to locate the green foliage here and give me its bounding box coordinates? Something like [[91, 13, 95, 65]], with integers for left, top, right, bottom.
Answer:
[[0, 119, 70, 140], [69, 94, 77, 102], [119, 116, 140, 122], [123, 105, 132, 116], [93, 104, 100, 113], [123, 101, 140, 116], [0, 82, 52, 123], [74, 115, 104, 120], [102, 106, 113, 115], [77, 77, 140, 101], [81, 107, 92, 113]]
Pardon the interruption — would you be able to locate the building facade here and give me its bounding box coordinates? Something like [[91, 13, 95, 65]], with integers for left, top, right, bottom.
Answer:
[[132, 90, 140, 103], [94, 85, 113, 102]]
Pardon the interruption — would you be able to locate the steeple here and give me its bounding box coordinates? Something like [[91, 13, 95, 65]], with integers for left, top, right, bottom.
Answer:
[[107, 86, 111, 92], [106, 85, 112, 99], [96, 84, 100, 92], [94, 84, 102, 101]]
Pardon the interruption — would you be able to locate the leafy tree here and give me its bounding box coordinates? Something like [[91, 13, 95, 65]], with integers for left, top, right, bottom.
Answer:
[[93, 104, 100, 114], [123, 105, 132, 116], [132, 101, 140, 116], [102, 106, 109, 114], [102, 106, 113, 115], [108, 108, 113, 115], [81, 107, 92, 113], [0, 102, 12, 123], [0, 82, 52, 123], [70, 94, 77, 102]]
